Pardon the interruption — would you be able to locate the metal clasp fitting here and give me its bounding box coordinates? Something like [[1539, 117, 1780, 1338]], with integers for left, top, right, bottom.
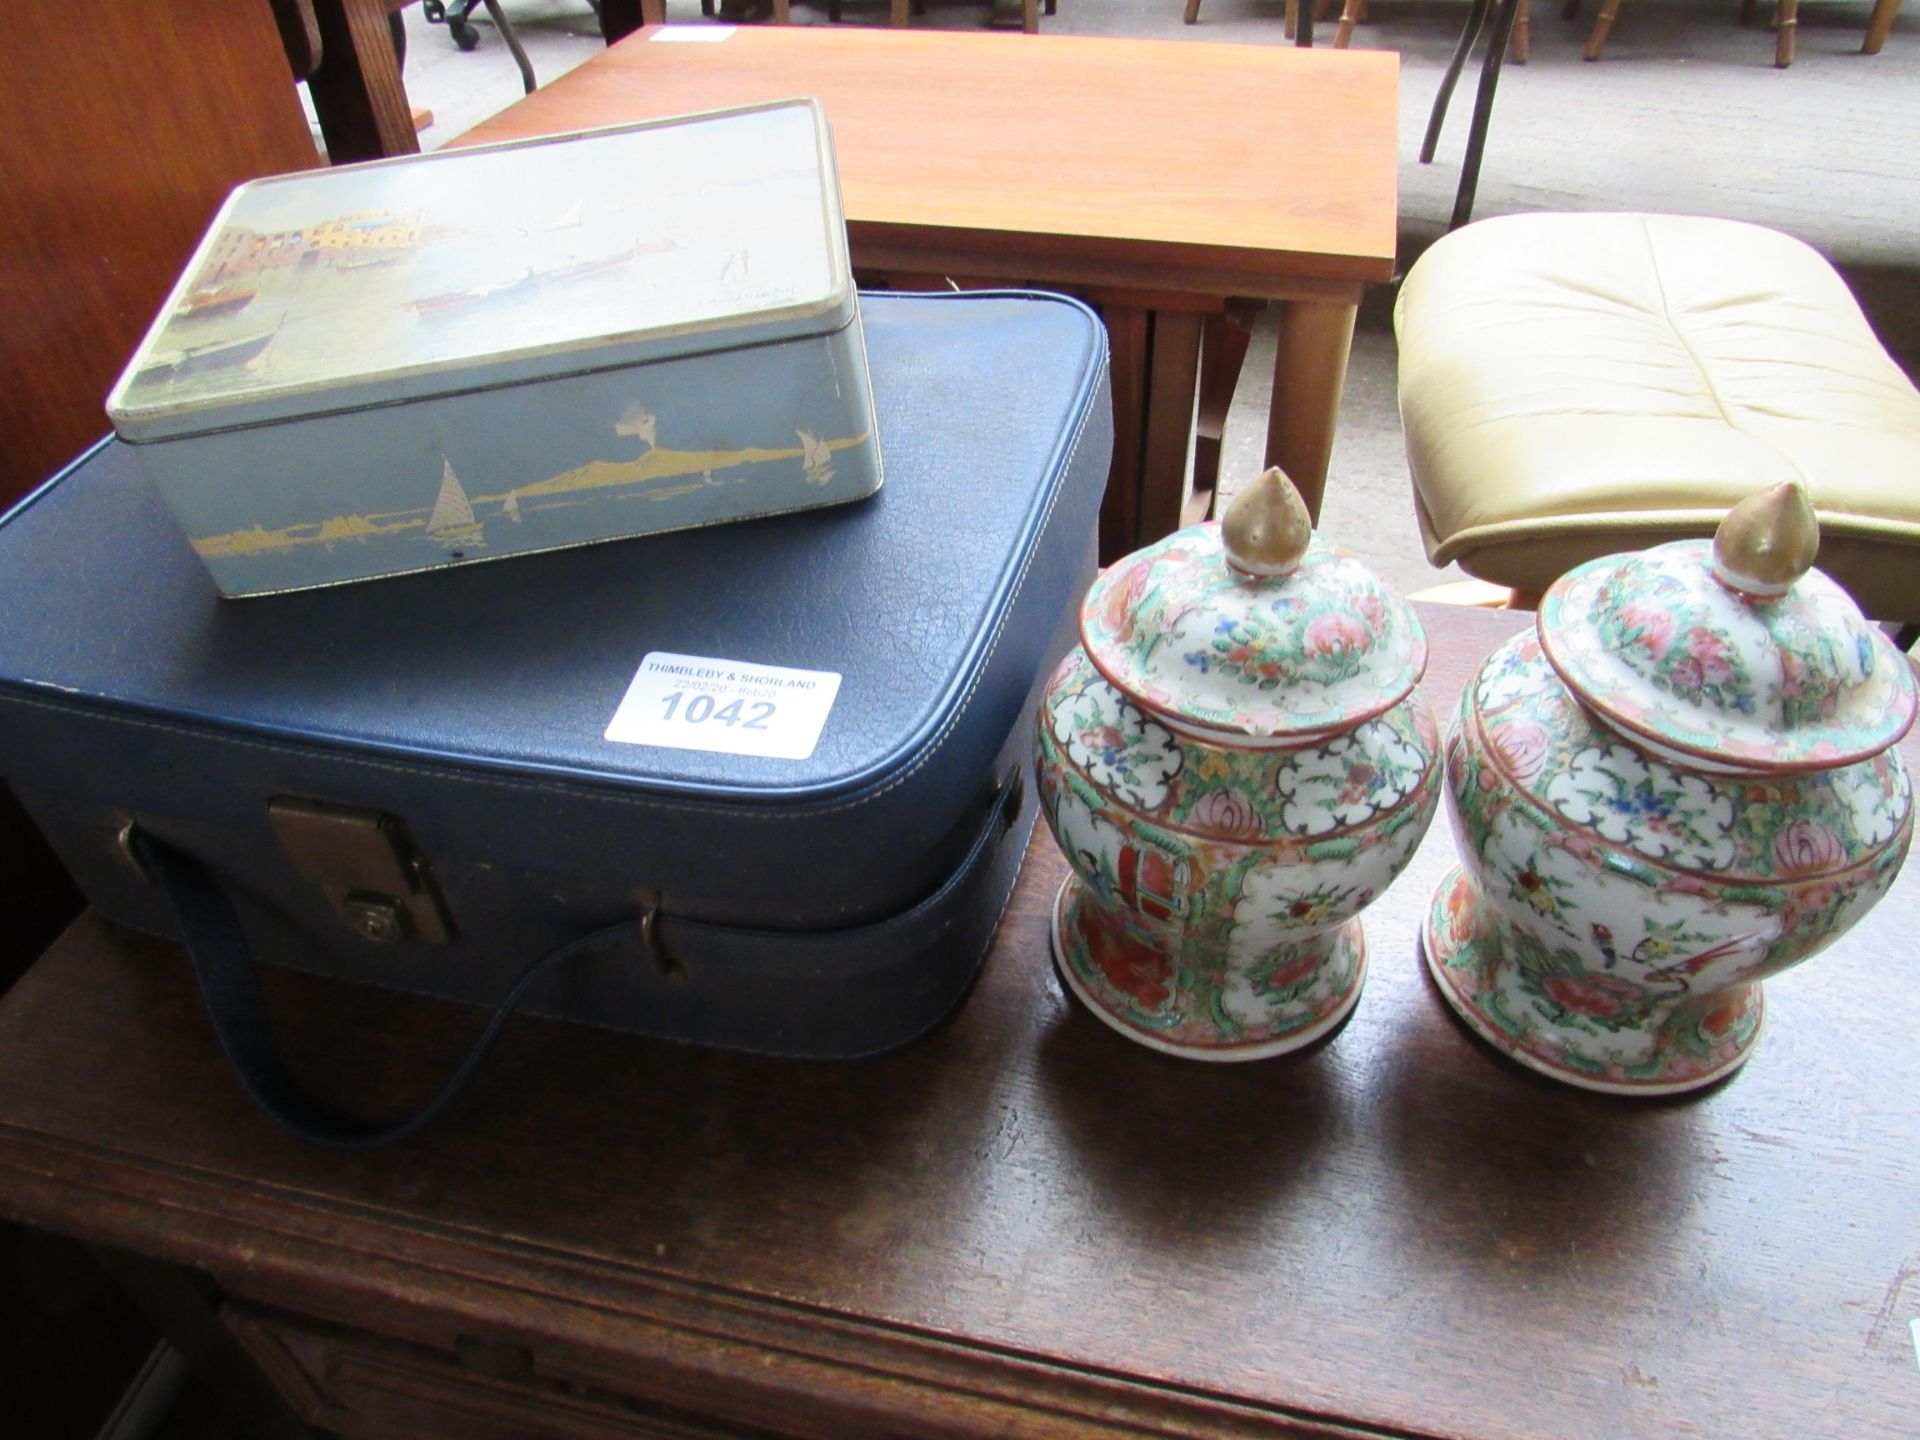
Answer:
[[267, 797, 455, 945]]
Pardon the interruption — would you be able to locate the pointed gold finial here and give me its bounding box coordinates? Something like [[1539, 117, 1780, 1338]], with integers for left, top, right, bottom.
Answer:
[[1713, 481, 1819, 599], [1222, 467, 1312, 580]]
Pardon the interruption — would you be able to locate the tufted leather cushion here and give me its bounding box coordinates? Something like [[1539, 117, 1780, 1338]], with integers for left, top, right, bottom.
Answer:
[[1395, 212, 1920, 620]]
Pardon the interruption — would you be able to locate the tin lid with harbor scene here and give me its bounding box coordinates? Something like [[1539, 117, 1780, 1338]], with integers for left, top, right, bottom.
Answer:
[[106, 99, 856, 442]]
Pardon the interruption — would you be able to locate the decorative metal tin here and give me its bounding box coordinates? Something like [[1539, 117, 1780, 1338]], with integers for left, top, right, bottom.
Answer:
[[105, 100, 881, 596], [1426, 483, 1917, 1094], [1036, 470, 1441, 1059]]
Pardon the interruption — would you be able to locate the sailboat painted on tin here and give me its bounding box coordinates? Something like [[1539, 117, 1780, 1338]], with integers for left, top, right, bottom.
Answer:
[[616, 403, 657, 449], [798, 428, 834, 486], [425, 460, 485, 548]]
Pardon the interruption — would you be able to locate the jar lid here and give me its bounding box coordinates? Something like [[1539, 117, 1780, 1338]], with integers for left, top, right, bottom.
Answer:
[[1079, 469, 1427, 743], [1538, 482, 1917, 772]]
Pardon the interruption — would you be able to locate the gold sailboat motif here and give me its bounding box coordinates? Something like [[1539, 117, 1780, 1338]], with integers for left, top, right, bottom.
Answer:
[[188, 429, 871, 560], [425, 460, 485, 548]]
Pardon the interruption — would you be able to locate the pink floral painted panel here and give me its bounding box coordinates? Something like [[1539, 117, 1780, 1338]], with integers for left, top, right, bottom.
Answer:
[[1036, 647, 1440, 1058], [1539, 541, 1915, 771], [1429, 629, 1913, 1094], [1079, 523, 1427, 742]]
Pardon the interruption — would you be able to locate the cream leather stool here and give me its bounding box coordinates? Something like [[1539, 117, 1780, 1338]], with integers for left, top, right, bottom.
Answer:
[[1396, 213, 1920, 622]]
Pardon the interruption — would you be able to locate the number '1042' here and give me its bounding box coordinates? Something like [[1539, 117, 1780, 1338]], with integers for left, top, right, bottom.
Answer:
[[660, 692, 775, 729]]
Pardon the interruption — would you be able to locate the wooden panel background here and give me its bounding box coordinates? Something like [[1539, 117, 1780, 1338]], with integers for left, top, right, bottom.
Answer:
[[0, 2, 320, 508]]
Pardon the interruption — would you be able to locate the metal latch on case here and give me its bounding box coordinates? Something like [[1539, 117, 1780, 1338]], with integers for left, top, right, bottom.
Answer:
[[267, 797, 455, 944]]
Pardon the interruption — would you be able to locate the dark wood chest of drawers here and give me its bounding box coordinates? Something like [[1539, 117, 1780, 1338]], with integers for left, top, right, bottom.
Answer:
[[2, 608, 1916, 1439]]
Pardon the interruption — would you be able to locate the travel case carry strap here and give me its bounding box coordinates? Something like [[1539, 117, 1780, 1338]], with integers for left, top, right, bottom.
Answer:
[[130, 826, 611, 1148], [124, 770, 1023, 1146]]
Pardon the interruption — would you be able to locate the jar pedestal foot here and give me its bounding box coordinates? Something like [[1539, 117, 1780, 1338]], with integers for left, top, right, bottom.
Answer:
[[1050, 875, 1365, 1061], [1422, 866, 1765, 1096]]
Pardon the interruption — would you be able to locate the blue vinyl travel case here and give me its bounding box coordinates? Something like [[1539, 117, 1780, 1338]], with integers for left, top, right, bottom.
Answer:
[[0, 292, 1111, 1133]]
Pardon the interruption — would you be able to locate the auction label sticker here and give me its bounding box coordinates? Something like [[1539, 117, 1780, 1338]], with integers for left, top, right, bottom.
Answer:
[[606, 652, 841, 760]]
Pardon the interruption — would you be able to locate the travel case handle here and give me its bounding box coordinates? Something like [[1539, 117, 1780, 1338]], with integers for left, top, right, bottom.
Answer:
[[127, 825, 617, 1149], [122, 772, 1022, 1146]]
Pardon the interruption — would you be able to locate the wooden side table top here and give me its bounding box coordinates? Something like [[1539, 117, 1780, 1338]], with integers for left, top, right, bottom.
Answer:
[[456, 25, 1400, 299], [1, 606, 1917, 1439]]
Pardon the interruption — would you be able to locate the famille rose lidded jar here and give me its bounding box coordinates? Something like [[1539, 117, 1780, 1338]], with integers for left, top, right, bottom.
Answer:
[[1428, 483, 1916, 1095], [1035, 469, 1441, 1059]]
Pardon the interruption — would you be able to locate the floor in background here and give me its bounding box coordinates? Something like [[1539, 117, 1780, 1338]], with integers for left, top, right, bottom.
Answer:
[[381, 0, 1920, 597]]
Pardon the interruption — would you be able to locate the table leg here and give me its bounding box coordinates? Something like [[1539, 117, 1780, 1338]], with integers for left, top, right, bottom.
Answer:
[[1265, 298, 1357, 524], [1099, 307, 1149, 564], [1192, 303, 1259, 524], [1138, 309, 1207, 544], [306, 0, 420, 163], [598, 0, 665, 42]]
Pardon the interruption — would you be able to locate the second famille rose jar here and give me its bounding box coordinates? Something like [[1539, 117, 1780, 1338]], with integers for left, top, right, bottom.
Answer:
[[1427, 483, 1916, 1095], [1035, 470, 1441, 1059]]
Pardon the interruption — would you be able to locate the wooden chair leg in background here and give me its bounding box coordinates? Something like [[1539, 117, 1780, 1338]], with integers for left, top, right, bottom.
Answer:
[[1338, 0, 1527, 57], [1280, 0, 1335, 37], [1584, 0, 1620, 58], [1335, 0, 1366, 48], [1742, 0, 1801, 67], [1864, 0, 1901, 49]]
